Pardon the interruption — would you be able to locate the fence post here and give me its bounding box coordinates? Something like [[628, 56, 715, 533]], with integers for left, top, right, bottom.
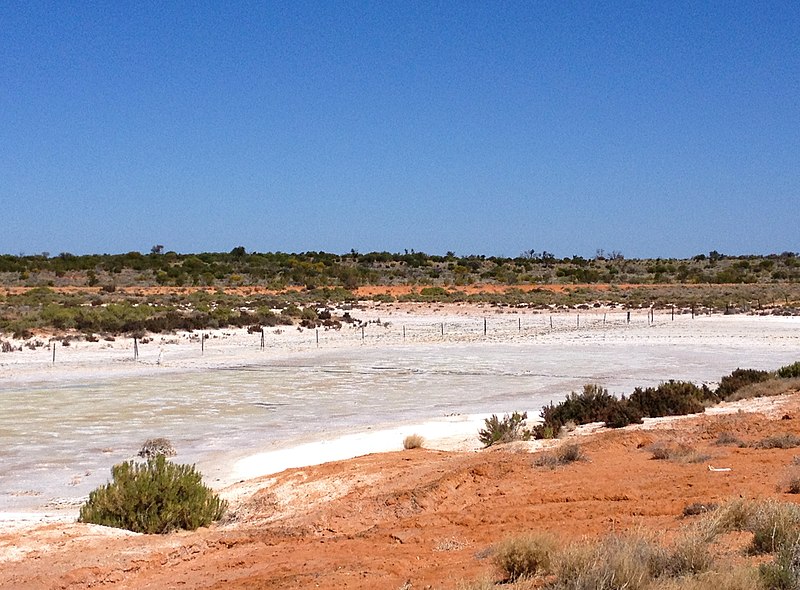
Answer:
[[518, 317, 521, 332], [261, 329, 265, 349], [484, 318, 487, 335], [133, 337, 139, 360], [403, 325, 406, 340], [201, 333, 205, 355], [52, 340, 56, 364], [316, 328, 319, 347], [627, 311, 630, 324]]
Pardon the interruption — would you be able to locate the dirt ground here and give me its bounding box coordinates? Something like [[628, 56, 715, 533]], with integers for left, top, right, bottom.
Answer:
[[3, 394, 800, 590]]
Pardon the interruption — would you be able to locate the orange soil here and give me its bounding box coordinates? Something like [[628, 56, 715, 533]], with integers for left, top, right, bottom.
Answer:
[[3, 395, 800, 589]]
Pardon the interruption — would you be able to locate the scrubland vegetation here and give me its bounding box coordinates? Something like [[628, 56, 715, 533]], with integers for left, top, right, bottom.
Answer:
[[3, 248, 799, 290], [0, 249, 799, 336], [456, 497, 800, 589], [78, 455, 226, 534], [466, 361, 800, 587], [479, 361, 800, 445]]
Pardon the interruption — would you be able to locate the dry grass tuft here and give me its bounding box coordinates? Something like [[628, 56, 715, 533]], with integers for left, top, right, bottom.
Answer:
[[493, 532, 556, 582], [403, 434, 424, 450], [647, 441, 711, 464], [551, 532, 667, 590], [714, 432, 746, 447], [778, 468, 800, 494], [534, 443, 586, 468], [752, 433, 800, 450]]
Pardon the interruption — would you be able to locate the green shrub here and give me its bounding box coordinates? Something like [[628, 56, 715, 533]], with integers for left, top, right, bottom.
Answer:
[[479, 412, 528, 447], [778, 362, 800, 379], [717, 368, 772, 400], [627, 381, 709, 418], [493, 532, 555, 581], [78, 456, 227, 534], [534, 384, 642, 438]]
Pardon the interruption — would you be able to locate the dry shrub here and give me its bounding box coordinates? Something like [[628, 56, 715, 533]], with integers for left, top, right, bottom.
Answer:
[[666, 532, 714, 576], [753, 433, 800, 450], [696, 498, 800, 555], [493, 532, 556, 582], [138, 437, 177, 459], [455, 578, 495, 590], [714, 432, 746, 447], [779, 468, 800, 494], [551, 532, 667, 590], [726, 377, 800, 402], [403, 434, 424, 450], [535, 443, 585, 468], [651, 567, 764, 590], [693, 497, 756, 542], [647, 441, 711, 464]]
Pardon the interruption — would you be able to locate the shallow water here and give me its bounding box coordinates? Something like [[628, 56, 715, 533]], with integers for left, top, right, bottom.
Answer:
[[1, 315, 797, 513]]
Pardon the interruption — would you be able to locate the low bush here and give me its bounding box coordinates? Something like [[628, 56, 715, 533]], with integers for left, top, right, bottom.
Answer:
[[667, 532, 714, 576], [647, 441, 710, 463], [778, 361, 800, 379], [701, 498, 800, 555], [403, 434, 424, 450], [78, 455, 227, 534], [534, 384, 641, 438], [551, 532, 667, 590], [493, 532, 556, 581], [627, 381, 710, 418], [759, 543, 800, 590], [534, 443, 585, 468], [138, 437, 177, 459], [479, 412, 528, 447], [717, 368, 772, 400], [752, 433, 800, 450], [779, 468, 800, 494], [714, 432, 747, 447]]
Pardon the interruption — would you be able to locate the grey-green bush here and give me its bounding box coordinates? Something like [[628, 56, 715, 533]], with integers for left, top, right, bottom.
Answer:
[[78, 455, 227, 534]]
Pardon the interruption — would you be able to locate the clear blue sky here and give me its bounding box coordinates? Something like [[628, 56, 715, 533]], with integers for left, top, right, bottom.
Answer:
[[2, 1, 798, 258]]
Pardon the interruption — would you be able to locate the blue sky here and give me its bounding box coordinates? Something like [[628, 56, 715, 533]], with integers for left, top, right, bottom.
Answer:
[[1, 1, 798, 258]]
